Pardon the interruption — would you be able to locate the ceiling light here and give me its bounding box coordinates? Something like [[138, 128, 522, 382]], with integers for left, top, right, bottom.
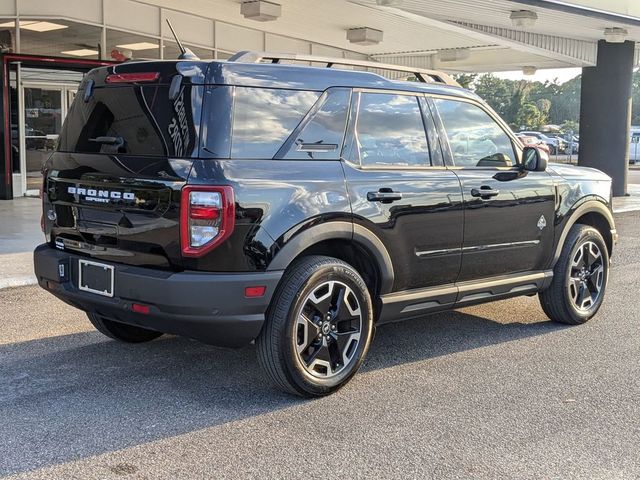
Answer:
[[241, 1, 281, 22], [116, 42, 158, 51], [61, 49, 98, 57], [522, 66, 537, 75], [437, 48, 470, 62], [376, 0, 403, 5], [347, 27, 383, 46], [20, 21, 68, 32], [604, 27, 628, 43], [510, 10, 538, 28]]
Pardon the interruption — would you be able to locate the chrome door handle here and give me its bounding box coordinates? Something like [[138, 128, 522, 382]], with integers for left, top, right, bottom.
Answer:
[[367, 190, 403, 203], [471, 187, 500, 199]]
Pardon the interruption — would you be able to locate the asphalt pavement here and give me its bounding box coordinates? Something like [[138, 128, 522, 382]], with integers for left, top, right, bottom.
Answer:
[[1, 211, 639, 479]]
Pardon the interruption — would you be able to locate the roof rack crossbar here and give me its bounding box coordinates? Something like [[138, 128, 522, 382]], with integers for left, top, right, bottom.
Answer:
[[227, 51, 460, 87]]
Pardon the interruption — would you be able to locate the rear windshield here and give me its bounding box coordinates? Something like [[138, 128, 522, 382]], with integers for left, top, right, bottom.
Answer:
[[58, 84, 202, 158]]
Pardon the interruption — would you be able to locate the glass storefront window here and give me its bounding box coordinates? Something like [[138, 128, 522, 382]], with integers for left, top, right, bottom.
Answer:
[[163, 41, 214, 60], [106, 29, 159, 61], [19, 19, 101, 59]]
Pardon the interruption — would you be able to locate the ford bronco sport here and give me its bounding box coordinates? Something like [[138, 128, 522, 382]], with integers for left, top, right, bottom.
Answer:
[[34, 52, 616, 397]]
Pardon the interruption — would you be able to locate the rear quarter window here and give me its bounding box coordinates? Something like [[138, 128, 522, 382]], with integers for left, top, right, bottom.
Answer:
[[230, 87, 320, 159]]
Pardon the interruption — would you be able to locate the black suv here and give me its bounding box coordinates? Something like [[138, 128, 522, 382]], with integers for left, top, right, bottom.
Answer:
[[34, 52, 616, 397]]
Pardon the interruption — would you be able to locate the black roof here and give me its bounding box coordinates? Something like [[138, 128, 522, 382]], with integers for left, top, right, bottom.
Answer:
[[205, 61, 479, 101], [95, 59, 480, 103]]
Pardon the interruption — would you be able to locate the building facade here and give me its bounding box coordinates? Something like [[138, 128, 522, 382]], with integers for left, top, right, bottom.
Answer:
[[0, 0, 369, 198]]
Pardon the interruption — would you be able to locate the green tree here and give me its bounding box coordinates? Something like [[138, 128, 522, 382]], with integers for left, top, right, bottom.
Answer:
[[452, 73, 477, 89], [517, 103, 542, 129]]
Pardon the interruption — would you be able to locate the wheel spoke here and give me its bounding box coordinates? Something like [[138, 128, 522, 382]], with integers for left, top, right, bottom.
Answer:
[[585, 243, 600, 268], [306, 340, 333, 376], [572, 247, 584, 269], [307, 281, 335, 318], [569, 276, 581, 302], [591, 264, 604, 289], [576, 282, 588, 308], [332, 330, 361, 367], [296, 313, 320, 354]]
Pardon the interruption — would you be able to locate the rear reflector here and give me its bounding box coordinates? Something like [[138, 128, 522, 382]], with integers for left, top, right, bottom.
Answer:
[[105, 72, 160, 84], [131, 303, 150, 314], [244, 286, 266, 298]]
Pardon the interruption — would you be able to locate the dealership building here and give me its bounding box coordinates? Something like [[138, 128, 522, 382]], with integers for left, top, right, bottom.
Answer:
[[0, 0, 639, 198]]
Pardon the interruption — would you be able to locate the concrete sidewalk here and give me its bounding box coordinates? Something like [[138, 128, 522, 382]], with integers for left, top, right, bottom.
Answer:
[[0, 197, 42, 289], [2, 183, 640, 290]]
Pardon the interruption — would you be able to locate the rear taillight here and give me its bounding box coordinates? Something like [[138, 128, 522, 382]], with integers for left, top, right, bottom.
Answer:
[[105, 72, 160, 84], [180, 186, 235, 257]]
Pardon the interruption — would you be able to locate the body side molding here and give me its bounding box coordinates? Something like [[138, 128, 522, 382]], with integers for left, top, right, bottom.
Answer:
[[378, 270, 553, 324]]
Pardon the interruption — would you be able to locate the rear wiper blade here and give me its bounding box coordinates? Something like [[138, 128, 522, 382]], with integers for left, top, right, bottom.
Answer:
[[89, 136, 124, 145]]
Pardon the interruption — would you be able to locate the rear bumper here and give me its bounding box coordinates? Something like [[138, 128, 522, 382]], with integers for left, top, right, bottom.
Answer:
[[33, 244, 282, 347]]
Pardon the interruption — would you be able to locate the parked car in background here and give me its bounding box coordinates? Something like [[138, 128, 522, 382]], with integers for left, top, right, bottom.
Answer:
[[515, 133, 550, 154], [630, 131, 640, 164], [519, 131, 566, 155]]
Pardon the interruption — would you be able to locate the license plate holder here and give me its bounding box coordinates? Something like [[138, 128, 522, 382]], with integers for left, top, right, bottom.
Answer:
[[78, 259, 114, 297]]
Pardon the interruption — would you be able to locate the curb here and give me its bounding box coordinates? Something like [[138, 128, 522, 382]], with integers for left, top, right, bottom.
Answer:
[[0, 275, 38, 290]]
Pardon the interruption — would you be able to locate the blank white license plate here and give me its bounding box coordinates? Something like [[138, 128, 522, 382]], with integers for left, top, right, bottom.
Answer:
[[78, 259, 114, 297]]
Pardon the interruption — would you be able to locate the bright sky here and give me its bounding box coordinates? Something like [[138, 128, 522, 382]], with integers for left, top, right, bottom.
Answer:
[[494, 67, 582, 84]]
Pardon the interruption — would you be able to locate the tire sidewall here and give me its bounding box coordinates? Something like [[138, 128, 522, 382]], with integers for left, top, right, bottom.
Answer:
[[280, 262, 374, 395]]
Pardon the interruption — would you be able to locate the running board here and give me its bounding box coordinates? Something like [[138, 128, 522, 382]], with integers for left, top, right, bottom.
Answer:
[[378, 270, 553, 324]]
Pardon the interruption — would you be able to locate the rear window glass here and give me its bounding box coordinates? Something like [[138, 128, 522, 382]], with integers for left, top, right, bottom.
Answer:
[[59, 84, 202, 158], [231, 87, 320, 159]]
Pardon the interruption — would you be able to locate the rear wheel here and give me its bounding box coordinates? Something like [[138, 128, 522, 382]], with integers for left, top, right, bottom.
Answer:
[[539, 224, 609, 325], [86, 312, 163, 343], [257, 255, 374, 397]]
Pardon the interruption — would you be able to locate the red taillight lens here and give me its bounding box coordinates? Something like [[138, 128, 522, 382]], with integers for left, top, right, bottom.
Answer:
[[180, 186, 235, 257], [105, 72, 160, 84]]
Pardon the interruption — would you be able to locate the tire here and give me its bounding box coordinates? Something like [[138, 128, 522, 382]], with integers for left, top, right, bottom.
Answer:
[[86, 312, 163, 343], [549, 145, 556, 155], [539, 224, 609, 325], [256, 255, 374, 397]]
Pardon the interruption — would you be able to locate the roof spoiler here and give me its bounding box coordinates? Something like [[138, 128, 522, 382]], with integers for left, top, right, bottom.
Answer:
[[227, 51, 460, 87]]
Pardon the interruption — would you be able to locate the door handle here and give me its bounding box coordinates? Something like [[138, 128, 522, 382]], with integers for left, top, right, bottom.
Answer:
[[471, 186, 500, 199], [367, 189, 403, 203]]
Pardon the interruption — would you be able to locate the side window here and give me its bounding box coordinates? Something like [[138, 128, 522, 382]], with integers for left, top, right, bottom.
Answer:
[[434, 98, 516, 168], [281, 88, 351, 160], [351, 92, 430, 168], [231, 87, 320, 159]]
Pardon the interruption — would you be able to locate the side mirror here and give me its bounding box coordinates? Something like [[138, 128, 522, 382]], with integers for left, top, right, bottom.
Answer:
[[523, 146, 548, 172]]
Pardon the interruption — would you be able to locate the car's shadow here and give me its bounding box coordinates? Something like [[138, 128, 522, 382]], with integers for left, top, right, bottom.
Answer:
[[0, 306, 565, 476]]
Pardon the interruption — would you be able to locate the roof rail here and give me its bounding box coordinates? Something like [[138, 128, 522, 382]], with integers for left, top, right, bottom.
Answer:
[[227, 51, 460, 87]]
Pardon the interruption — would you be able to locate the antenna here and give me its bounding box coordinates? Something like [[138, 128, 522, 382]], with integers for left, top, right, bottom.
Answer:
[[165, 19, 199, 60]]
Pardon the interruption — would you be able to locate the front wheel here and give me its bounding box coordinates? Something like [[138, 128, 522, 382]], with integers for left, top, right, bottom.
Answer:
[[539, 224, 609, 325], [257, 256, 374, 397]]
